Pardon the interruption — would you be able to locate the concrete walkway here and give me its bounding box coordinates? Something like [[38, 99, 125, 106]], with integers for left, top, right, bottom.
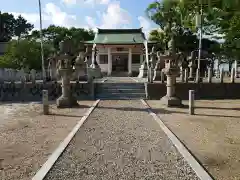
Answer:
[[44, 100, 200, 180]]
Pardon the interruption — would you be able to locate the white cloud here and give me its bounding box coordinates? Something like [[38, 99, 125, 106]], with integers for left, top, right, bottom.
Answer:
[[44, 3, 77, 27], [138, 16, 153, 38], [85, 16, 96, 28], [85, 1, 132, 29], [62, 0, 110, 6], [62, 0, 77, 5], [10, 3, 79, 30]]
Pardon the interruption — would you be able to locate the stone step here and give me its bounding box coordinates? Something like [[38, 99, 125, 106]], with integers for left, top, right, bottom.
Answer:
[[95, 95, 146, 100], [97, 87, 145, 90], [97, 86, 145, 90], [96, 93, 146, 96], [96, 83, 145, 87], [96, 89, 145, 93]]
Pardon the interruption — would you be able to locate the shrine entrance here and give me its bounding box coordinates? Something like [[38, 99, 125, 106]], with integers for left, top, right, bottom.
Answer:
[[112, 54, 128, 72]]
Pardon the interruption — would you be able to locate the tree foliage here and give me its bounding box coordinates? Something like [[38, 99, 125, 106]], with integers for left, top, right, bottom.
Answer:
[[0, 40, 52, 70], [146, 0, 240, 63], [0, 12, 33, 42], [27, 25, 95, 51]]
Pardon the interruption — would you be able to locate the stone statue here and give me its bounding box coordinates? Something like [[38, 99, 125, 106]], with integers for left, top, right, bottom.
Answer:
[[138, 48, 148, 78], [153, 51, 166, 81], [88, 45, 102, 79], [90, 45, 100, 68], [74, 43, 88, 81], [47, 53, 58, 81], [149, 46, 157, 68]]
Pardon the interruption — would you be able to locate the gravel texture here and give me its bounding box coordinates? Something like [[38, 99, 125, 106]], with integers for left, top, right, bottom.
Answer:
[[147, 99, 240, 180], [0, 101, 94, 180], [45, 100, 200, 180]]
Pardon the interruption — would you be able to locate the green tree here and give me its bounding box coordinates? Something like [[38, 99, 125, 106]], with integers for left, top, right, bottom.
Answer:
[[28, 25, 95, 51], [0, 12, 34, 42], [146, 0, 196, 54], [0, 12, 16, 41], [0, 39, 52, 70], [14, 15, 34, 40]]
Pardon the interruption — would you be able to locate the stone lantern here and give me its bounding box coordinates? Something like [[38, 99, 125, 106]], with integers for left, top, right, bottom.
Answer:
[[160, 28, 182, 107], [56, 40, 78, 108]]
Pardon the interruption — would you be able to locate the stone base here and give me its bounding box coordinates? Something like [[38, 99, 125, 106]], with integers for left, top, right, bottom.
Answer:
[[88, 67, 102, 79], [138, 68, 148, 78], [56, 95, 78, 108], [160, 95, 182, 107]]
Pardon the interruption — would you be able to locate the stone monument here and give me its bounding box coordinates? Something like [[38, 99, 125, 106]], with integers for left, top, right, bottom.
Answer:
[[160, 25, 182, 107], [188, 51, 196, 81], [138, 47, 148, 78], [153, 52, 166, 81], [56, 39, 78, 108], [148, 46, 157, 83], [88, 45, 102, 79], [47, 52, 58, 81], [75, 43, 88, 81]]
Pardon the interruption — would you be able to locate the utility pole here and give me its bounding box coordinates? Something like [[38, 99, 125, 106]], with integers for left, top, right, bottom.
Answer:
[[197, 0, 203, 81], [38, 0, 46, 85]]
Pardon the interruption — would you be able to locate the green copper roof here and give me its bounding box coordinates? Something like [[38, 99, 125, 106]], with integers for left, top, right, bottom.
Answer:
[[92, 28, 146, 44]]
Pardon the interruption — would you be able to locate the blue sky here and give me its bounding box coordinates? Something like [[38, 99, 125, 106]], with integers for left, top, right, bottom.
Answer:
[[1, 0, 158, 36]]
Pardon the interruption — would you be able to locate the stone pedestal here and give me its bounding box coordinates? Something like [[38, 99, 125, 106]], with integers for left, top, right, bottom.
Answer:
[[161, 66, 182, 107], [57, 68, 78, 108]]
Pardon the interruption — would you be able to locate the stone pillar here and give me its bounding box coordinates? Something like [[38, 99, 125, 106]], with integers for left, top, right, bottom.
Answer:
[[42, 90, 49, 115], [91, 50, 95, 66], [188, 61, 195, 81], [220, 68, 224, 83], [180, 67, 184, 82], [189, 90, 194, 115], [231, 67, 235, 83], [96, 54, 100, 64], [140, 54, 143, 64], [195, 68, 200, 83], [208, 68, 212, 83], [108, 48, 112, 76], [184, 68, 189, 83], [234, 60, 238, 78], [128, 48, 132, 76]]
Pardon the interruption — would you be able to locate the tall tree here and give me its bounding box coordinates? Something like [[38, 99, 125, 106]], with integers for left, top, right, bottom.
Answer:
[[0, 12, 15, 41], [0, 12, 34, 42], [28, 25, 95, 51], [14, 15, 33, 40]]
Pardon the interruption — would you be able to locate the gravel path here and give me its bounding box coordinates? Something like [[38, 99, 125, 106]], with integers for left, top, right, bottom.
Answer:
[[45, 100, 200, 180], [0, 101, 94, 180]]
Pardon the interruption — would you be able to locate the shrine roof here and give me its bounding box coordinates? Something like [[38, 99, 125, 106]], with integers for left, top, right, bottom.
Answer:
[[85, 28, 148, 45]]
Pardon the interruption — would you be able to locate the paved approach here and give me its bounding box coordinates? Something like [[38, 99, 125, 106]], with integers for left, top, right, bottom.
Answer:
[[44, 100, 200, 180]]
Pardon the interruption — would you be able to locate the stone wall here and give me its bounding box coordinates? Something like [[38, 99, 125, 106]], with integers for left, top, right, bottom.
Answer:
[[0, 82, 93, 102], [147, 82, 240, 100]]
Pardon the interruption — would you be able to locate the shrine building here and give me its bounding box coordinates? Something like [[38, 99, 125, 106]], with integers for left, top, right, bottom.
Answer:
[[84, 28, 155, 76]]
